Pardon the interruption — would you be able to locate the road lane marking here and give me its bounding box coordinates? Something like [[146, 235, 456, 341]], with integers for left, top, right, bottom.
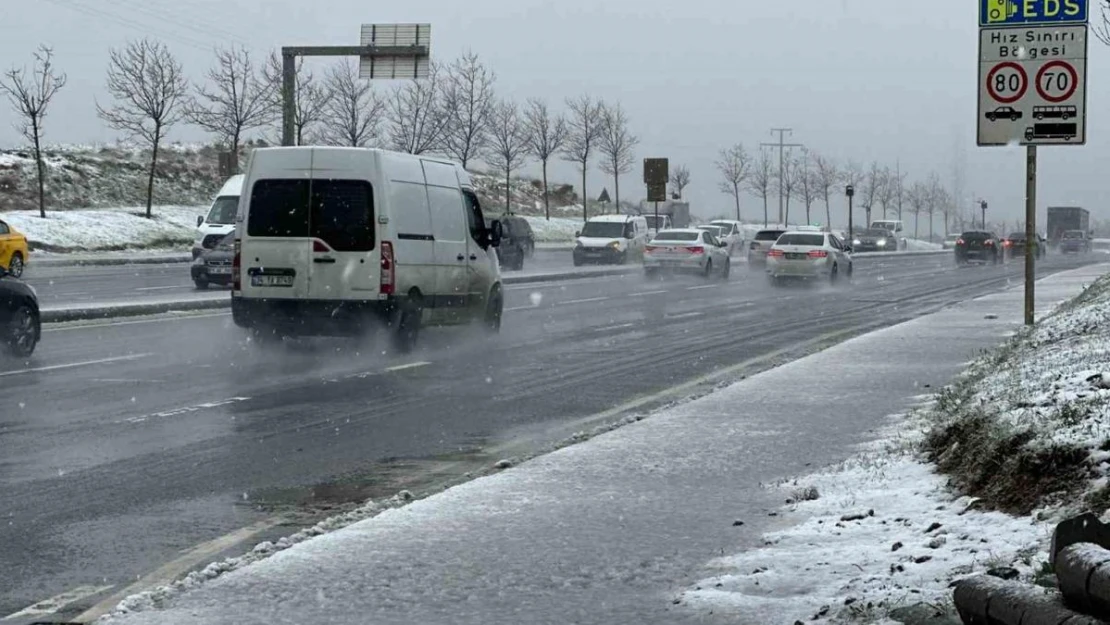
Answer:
[[44, 311, 231, 332], [594, 323, 636, 332], [384, 361, 431, 372], [0, 353, 152, 378], [558, 296, 610, 306], [135, 285, 188, 291], [75, 518, 283, 623], [2, 584, 115, 620], [121, 397, 251, 424], [686, 284, 717, 291], [629, 290, 668, 297], [666, 311, 704, 320], [504, 305, 538, 312]]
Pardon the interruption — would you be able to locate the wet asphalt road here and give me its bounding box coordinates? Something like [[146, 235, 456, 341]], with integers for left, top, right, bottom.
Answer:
[[0, 252, 1100, 620], [22, 248, 575, 308]]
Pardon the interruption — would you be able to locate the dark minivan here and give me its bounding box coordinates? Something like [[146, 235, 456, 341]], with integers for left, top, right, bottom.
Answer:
[[191, 232, 236, 289], [487, 215, 535, 271]]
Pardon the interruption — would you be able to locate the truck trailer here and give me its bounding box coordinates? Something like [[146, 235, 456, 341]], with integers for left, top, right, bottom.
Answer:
[[1046, 206, 1090, 248]]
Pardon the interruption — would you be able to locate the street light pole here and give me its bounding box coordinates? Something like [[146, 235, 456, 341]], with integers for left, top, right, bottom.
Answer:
[[845, 184, 855, 242], [980, 200, 988, 230]]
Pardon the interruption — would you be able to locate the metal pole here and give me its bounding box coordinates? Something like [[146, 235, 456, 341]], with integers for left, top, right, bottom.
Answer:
[[848, 195, 854, 238], [281, 51, 297, 147], [777, 137, 784, 224], [1024, 146, 1037, 326], [654, 201, 659, 232]]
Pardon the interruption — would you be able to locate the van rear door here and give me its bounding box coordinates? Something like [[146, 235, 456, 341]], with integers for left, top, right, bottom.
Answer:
[[304, 149, 378, 300], [241, 174, 312, 300]]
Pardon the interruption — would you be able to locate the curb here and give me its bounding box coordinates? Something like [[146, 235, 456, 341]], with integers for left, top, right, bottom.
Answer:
[[41, 298, 229, 323], [34, 254, 192, 267], [853, 249, 948, 258]]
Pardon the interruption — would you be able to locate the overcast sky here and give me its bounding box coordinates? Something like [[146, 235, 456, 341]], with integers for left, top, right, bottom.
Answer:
[[1, 0, 1106, 227]]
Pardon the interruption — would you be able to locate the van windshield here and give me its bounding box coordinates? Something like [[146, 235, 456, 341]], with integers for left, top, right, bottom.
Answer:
[[581, 221, 626, 238], [247, 179, 375, 251], [205, 196, 239, 225]]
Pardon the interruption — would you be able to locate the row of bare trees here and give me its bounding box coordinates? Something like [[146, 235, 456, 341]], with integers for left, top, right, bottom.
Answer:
[[1, 42, 641, 221], [695, 143, 959, 239]]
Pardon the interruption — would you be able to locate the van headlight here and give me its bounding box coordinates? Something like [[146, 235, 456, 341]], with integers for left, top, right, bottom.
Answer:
[[608, 241, 621, 249], [877, 239, 887, 247]]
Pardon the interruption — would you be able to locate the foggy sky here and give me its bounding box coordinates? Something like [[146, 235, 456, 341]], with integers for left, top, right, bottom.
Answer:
[[2, 0, 1107, 227]]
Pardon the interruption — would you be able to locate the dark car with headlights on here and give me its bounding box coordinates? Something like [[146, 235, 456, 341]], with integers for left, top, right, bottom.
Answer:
[[0, 266, 40, 357], [851, 229, 898, 253], [954, 230, 1002, 265], [191, 232, 235, 289]]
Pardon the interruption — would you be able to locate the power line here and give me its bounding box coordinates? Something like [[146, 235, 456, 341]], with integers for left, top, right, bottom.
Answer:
[[41, 0, 215, 52], [111, 0, 249, 48], [760, 128, 803, 224]]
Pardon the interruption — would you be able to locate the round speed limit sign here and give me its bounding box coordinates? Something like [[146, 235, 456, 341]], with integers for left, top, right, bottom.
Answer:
[[1035, 60, 1078, 103], [986, 62, 1028, 104]]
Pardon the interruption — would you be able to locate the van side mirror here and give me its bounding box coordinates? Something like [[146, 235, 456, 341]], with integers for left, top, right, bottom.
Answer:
[[197, 215, 204, 227], [488, 220, 503, 248], [575, 230, 581, 238]]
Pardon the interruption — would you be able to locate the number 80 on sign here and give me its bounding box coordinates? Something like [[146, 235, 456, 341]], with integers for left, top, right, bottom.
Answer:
[[986, 62, 1028, 103]]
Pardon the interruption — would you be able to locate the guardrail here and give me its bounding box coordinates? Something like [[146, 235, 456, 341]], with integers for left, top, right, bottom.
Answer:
[[953, 513, 1110, 624]]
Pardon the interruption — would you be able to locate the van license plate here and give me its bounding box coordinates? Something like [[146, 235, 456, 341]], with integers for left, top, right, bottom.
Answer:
[[208, 266, 231, 275], [252, 275, 293, 287]]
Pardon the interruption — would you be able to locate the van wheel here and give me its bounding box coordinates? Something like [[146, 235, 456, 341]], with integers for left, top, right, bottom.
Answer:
[[484, 286, 503, 334], [392, 293, 423, 353]]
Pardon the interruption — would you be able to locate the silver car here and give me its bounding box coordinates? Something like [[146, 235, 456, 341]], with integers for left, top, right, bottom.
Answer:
[[747, 228, 788, 269], [644, 228, 731, 280], [766, 231, 853, 285]]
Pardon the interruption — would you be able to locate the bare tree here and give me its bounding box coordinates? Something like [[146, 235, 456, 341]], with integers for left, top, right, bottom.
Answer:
[[523, 98, 568, 220], [0, 46, 66, 219], [596, 101, 638, 210], [811, 152, 839, 230], [715, 144, 751, 221], [562, 95, 603, 222], [748, 149, 775, 226], [487, 99, 530, 215], [906, 181, 928, 239], [859, 161, 885, 226], [876, 166, 897, 219], [185, 46, 273, 165], [927, 173, 946, 241], [263, 51, 326, 145], [1095, 0, 1110, 45], [385, 62, 447, 154], [440, 51, 495, 168], [796, 149, 820, 224], [319, 59, 384, 147], [891, 165, 907, 220], [96, 39, 188, 219], [670, 164, 691, 199], [778, 152, 801, 225]]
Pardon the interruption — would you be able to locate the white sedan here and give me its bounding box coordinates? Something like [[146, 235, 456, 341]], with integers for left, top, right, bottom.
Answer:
[[709, 220, 744, 255], [644, 228, 731, 279], [766, 231, 853, 285]]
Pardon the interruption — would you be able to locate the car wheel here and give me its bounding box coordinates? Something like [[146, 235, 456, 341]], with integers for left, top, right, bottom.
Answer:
[[392, 294, 423, 354], [194, 278, 209, 290], [703, 259, 713, 279], [525, 240, 535, 258], [829, 263, 839, 284], [484, 286, 503, 334], [719, 258, 731, 280], [8, 253, 24, 278], [5, 304, 38, 357]]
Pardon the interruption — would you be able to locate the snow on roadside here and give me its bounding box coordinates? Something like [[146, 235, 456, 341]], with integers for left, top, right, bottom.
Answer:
[[906, 239, 942, 251], [3, 205, 202, 252], [683, 414, 1051, 624], [522, 215, 583, 242]]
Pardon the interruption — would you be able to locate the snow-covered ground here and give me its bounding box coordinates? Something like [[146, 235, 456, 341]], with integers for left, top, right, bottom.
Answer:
[[3, 206, 201, 252], [522, 215, 582, 242]]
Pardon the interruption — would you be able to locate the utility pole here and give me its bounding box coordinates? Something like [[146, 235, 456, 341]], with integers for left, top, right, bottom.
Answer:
[[760, 128, 803, 225]]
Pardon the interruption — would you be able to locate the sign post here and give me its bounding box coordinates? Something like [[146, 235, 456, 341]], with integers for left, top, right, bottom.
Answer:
[[977, 0, 1088, 326], [643, 158, 669, 231]]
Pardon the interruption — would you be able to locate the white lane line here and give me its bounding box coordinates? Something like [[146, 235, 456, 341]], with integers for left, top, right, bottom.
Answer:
[[686, 284, 717, 291], [2, 584, 114, 620], [504, 277, 613, 291], [384, 361, 431, 372], [122, 396, 251, 424], [134, 285, 188, 291], [666, 311, 704, 320], [75, 519, 283, 623], [0, 353, 152, 378], [594, 322, 636, 332], [629, 290, 668, 297], [558, 296, 610, 306], [504, 305, 538, 312], [44, 311, 231, 332]]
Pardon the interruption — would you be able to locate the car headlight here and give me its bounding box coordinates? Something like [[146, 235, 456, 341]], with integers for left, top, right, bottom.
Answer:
[[608, 241, 621, 249], [852, 239, 861, 246], [877, 239, 887, 246]]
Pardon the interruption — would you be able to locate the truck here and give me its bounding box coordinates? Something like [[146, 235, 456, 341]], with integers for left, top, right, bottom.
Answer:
[[638, 199, 691, 229], [1046, 206, 1090, 248]]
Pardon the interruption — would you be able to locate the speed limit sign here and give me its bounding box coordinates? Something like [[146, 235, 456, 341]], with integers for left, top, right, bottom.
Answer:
[[986, 62, 1027, 104]]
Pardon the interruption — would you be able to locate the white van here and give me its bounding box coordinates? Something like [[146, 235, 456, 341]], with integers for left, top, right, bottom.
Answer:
[[192, 174, 243, 258], [230, 147, 505, 351], [572, 214, 650, 265]]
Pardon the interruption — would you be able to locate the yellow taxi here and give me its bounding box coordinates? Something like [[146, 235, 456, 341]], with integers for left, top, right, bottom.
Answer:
[[0, 218, 29, 277]]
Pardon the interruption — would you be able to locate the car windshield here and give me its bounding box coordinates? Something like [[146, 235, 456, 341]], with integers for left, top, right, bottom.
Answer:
[[580, 221, 627, 238], [755, 230, 786, 241], [653, 231, 700, 241], [1063, 231, 1085, 239], [205, 195, 239, 225], [644, 216, 667, 228], [862, 229, 890, 237], [776, 233, 825, 246]]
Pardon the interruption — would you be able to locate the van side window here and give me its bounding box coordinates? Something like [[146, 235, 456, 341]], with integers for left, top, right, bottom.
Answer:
[[247, 180, 310, 238], [462, 190, 486, 243]]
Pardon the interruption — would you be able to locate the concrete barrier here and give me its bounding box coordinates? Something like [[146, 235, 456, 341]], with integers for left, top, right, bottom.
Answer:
[[33, 253, 193, 267], [41, 297, 230, 323]]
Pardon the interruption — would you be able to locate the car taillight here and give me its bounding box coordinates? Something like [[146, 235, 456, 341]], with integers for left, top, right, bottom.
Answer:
[[232, 239, 241, 290], [985, 239, 994, 246], [767, 249, 784, 257], [956, 238, 965, 246], [686, 246, 704, 254], [380, 240, 395, 295], [644, 245, 658, 253], [1002, 239, 1012, 247], [808, 249, 828, 258]]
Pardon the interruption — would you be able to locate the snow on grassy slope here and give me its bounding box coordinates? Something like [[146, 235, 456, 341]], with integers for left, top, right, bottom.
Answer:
[[923, 270, 1110, 516], [684, 414, 1050, 624], [4, 206, 201, 252]]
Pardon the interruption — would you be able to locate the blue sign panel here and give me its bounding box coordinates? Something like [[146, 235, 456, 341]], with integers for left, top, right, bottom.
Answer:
[[980, 0, 1089, 27]]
